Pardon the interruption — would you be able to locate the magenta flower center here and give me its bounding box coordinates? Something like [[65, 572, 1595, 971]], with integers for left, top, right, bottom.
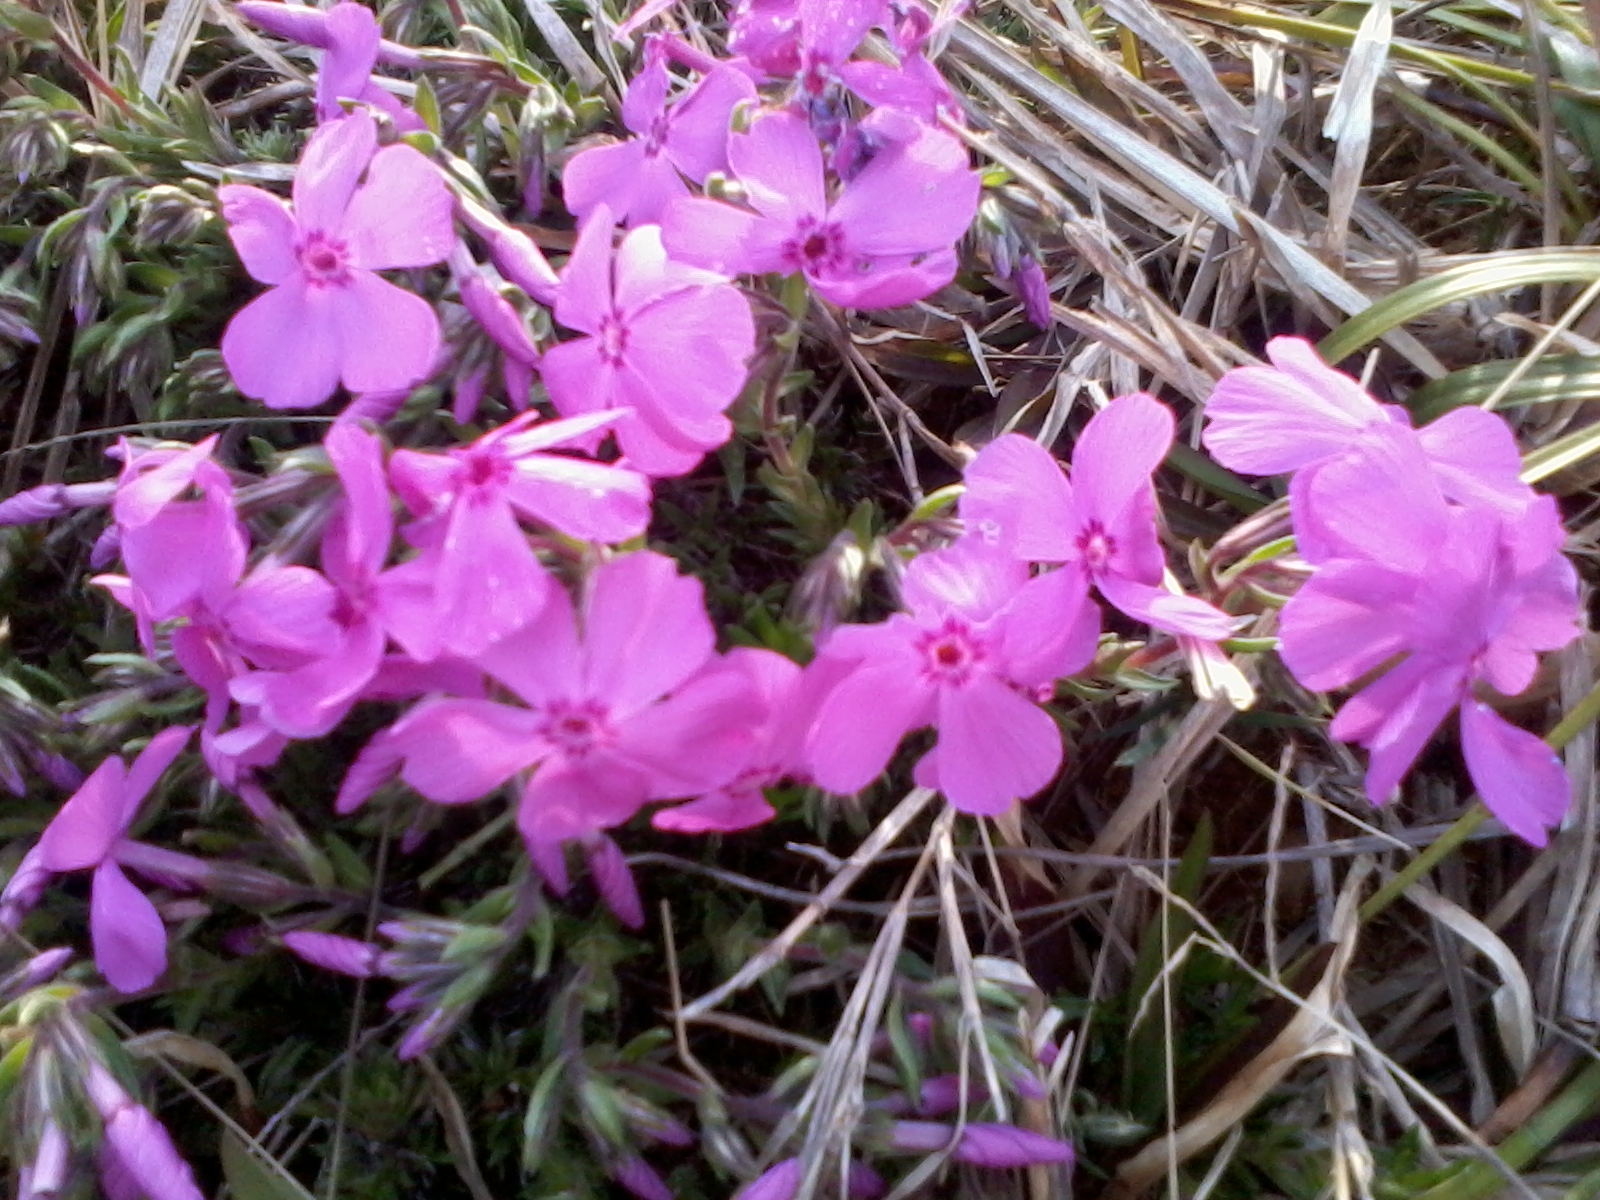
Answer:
[[785, 217, 846, 276], [297, 231, 352, 287], [915, 618, 986, 687], [1078, 521, 1115, 574], [539, 699, 616, 759], [597, 314, 630, 366], [459, 445, 512, 494]]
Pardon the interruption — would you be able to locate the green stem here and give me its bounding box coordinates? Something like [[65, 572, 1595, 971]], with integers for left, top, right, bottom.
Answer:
[[1416, 1060, 1600, 1200]]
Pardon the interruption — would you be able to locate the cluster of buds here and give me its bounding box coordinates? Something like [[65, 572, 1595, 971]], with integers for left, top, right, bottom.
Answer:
[[0, 951, 202, 1199]]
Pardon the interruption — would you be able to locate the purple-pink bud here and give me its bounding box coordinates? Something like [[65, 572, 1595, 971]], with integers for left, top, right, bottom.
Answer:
[[283, 931, 382, 978], [89, 524, 120, 568], [0, 484, 70, 526], [458, 204, 560, 304], [1014, 257, 1052, 329], [339, 389, 410, 425], [586, 836, 644, 929], [735, 1158, 802, 1200], [459, 274, 540, 367], [612, 1156, 673, 1200], [100, 1101, 206, 1200], [848, 1162, 886, 1199], [2, 946, 72, 996], [1, 844, 55, 930], [954, 1123, 1075, 1169], [20, 1119, 68, 1199]]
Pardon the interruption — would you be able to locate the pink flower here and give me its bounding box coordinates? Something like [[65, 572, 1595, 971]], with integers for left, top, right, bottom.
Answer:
[[387, 410, 654, 658], [962, 395, 1238, 639], [230, 422, 460, 737], [219, 111, 454, 409], [728, 0, 886, 84], [1278, 438, 1580, 844], [107, 436, 247, 626], [805, 538, 1097, 813], [34, 727, 192, 992], [1203, 337, 1532, 560], [542, 209, 756, 476], [662, 109, 979, 309], [338, 551, 761, 870], [564, 52, 756, 227]]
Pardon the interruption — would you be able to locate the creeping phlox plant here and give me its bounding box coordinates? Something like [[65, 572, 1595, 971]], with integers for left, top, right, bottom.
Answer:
[[0, 0, 1585, 1195]]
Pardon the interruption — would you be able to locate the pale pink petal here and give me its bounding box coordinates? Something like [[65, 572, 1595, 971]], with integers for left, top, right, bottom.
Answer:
[[233, 620, 385, 738], [519, 758, 653, 842], [664, 65, 756, 182], [91, 860, 166, 992], [390, 699, 546, 803], [1071, 393, 1173, 530], [1333, 658, 1466, 805], [335, 730, 404, 814], [327, 269, 440, 396], [1460, 700, 1570, 847], [996, 564, 1099, 687], [564, 140, 688, 227], [652, 787, 776, 832], [660, 196, 785, 276], [613, 224, 732, 313], [902, 539, 1028, 622], [934, 673, 1062, 814], [120, 726, 193, 821], [828, 125, 979, 256], [615, 404, 717, 476], [504, 455, 653, 542], [226, 563, 341, 661], [323, 420, 393, 582], [554, 207, 616, 334], [729, 110, 826, 222], [315, 1, 380, 120], [808, 248, 958, 309], [1203, 338, 1385, 474], [218, 186, 298, 284], [583, 552, 716, 714], [38, 757, 128, 871], [1279, 561, 1418, 692], [961, 434, 1077, 562], [292, 109, 377, 233], [342, 144, 456, 269], [622, 53, 671, 131], [474, 587, 582, 707], [1299, 426, 1449, 569], [436, 492, 553, 655], [807, 662, 932, 794], [625, 285, 755, 421], [1096, 574, 1237, 640], [222, 280, 343, 410], [538, 338, 617, 429], [617, 663, 761, 795]]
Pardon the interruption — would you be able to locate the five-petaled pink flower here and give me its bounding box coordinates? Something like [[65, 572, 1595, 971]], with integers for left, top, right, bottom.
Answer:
[[219, 110, 454, 409], [564, 50, 755, 227], [962, 394, 1238, 640], [542, 208, 757, 476], [806, 538, 1096, 814], [662, 108, 980, 309], [337, 551, 761, 880]]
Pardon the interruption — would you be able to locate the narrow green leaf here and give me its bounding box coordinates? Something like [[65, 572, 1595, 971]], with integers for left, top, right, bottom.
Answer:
[[220, 1128, 316, 1200]]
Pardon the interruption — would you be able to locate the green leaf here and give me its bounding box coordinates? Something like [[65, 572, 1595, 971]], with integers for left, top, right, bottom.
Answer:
[[220, 1127, 316, 1200], [1320, 249, 1600, 364], [1408, 355, 1600, 422], [0, 1, 54, 41]]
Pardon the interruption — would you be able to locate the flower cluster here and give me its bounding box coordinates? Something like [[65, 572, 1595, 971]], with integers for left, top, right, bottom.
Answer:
[[1205, 338, 1582, 844]]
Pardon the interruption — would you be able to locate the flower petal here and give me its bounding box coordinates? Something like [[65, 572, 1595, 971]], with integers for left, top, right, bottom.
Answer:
[[218, 185, 298, 285], [327, 269, 440, 396], [390, 698, 546, 804], [91, 860, 167, 993], [553, 207, 616, 334], [1279, 560, 1418, 692], [292, 109, 377, 233], [38, 756, 128, 871], [829, 124, 979, 257], [1096, 574, 1237, 640], [342, 144, 456, 269], [934, 673, 1062, 814], [730, 110, 826, 223], [807, 661, 931, 794], [1460, 700, 1570, 847], [583, 551, 716, 714], [961, 434, 1077, 562], [221, 281, 343, 410]]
